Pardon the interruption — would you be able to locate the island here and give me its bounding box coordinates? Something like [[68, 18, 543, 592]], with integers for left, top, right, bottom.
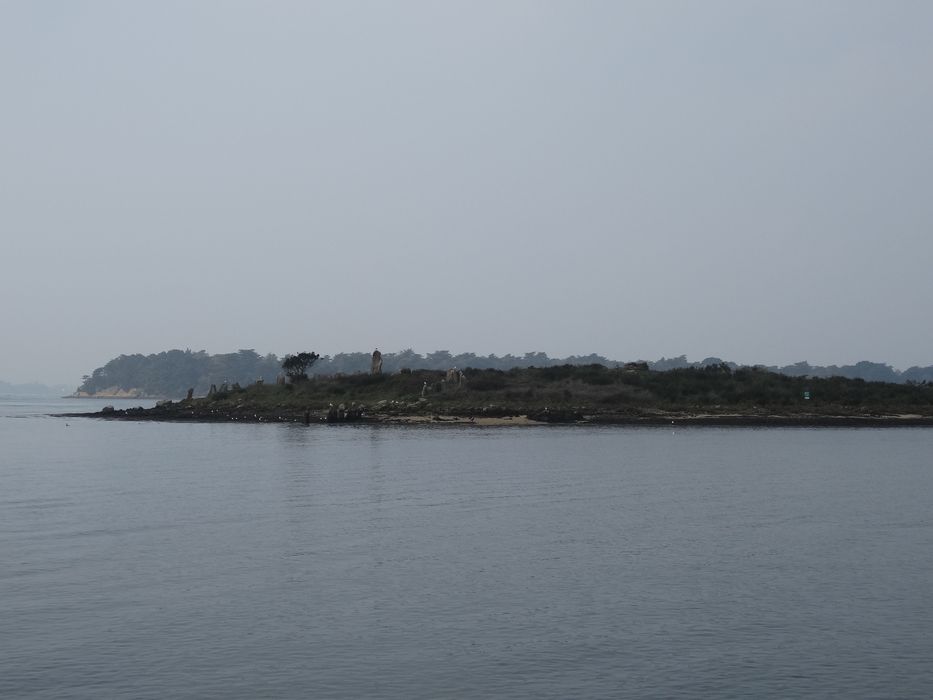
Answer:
[[61, 363, 933, 427]]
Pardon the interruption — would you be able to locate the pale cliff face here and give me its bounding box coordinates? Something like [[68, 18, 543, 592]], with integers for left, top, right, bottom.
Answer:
[[72, 387, 146, 399]]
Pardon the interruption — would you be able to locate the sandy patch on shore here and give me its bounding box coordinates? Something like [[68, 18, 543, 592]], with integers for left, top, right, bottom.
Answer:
[[382, 414, 546, 426]]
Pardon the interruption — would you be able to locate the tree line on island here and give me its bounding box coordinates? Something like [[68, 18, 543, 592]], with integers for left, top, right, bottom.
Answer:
[[74, 348, 933, 399]]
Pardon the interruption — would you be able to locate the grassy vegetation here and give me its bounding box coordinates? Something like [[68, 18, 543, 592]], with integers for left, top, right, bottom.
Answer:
[[158, 364, 933, 422]]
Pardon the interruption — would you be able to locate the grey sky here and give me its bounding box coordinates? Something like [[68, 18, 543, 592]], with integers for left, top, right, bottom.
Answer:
[[2, 1, 932, 385]]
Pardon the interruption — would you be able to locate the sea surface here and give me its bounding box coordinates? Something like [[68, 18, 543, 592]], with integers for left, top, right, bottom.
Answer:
[[2, 397, 932, 699]]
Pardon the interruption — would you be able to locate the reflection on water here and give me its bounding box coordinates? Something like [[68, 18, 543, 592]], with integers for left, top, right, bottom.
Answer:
[[3, 400, 933, 699]]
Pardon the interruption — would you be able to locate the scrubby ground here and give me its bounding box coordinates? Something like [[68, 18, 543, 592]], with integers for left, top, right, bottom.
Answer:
[[71, 365, 933, 425]]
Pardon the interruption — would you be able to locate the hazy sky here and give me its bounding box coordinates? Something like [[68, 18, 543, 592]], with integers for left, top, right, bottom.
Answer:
[[2, 1, 932, 385]]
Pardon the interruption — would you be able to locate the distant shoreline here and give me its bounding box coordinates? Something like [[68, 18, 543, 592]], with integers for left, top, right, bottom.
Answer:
[[66, 393, 165, 400]]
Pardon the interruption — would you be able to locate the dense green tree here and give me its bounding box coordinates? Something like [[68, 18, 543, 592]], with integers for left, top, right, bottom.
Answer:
[[282, 352, 320, 381]]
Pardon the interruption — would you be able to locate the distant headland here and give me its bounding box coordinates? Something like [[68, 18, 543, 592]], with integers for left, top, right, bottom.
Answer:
[[0, 380, 72, 399]]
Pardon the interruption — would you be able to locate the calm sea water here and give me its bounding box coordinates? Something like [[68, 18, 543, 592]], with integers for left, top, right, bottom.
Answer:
[[2, 397, 932, 699]]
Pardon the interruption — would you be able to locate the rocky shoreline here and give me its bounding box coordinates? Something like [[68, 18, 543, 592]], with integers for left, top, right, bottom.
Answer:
[[57, 402, 933, 428]]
